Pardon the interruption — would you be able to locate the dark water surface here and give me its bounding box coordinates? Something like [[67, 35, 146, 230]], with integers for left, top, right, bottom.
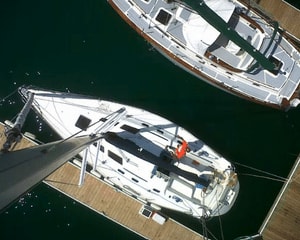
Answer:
[[0, 1, 299, 239]]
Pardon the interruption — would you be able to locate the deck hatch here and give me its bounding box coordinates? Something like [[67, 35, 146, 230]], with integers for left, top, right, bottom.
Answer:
[[268, 56, 283, 75], [156, 9, 172, 26], [75, 115, 91, 131]]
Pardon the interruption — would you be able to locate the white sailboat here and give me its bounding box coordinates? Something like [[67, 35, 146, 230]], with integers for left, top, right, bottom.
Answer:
[[107, 0, 300, 110], [19, 86, 239, 219]]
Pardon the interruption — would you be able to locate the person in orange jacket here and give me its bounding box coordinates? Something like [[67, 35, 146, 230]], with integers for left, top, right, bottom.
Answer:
[[175, 139, 189, 159]]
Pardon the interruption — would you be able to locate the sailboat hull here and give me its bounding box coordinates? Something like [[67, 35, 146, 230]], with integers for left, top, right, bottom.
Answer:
[[108, 0, 300, 110], [19, 86, 239, 218]]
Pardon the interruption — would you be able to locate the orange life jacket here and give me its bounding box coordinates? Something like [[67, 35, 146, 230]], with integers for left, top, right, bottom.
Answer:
[[175, 140, 188, 159]]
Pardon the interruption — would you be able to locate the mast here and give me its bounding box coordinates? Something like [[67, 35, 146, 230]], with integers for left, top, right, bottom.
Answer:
[[182, 0, 276, 71], [1, 92, 34, 152], [0, 134, 103, 212]]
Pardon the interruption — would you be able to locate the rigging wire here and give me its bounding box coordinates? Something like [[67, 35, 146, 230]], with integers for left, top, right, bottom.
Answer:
[[200, 181, 220, 240], [200, 186, 209, 240], [233, 161, 287, 182], [200, 217, 209, 240], [201, 219, 219, 240], [239, 173, 286, 183], [218, 211, 224, 240], [199, 208, 220, 240]]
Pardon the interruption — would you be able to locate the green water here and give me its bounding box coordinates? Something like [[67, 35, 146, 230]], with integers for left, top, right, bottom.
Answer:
[[0, 1, 299, 239]]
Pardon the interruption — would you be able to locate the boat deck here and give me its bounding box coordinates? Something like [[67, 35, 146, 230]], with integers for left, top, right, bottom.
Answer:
[[259, 153, 300, 240], [109, 0, 300, 109], [0, 123, 203, 240]]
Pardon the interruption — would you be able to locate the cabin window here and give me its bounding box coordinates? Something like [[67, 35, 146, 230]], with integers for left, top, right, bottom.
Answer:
[[121, 124, 139, 134], [156, 9, 172, 26], [108, 150, 123, 165], [268, 56, 283, 75]]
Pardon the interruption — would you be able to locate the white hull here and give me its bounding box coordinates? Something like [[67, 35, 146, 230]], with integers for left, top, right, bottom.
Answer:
[[108, 0, 300, 110], [19, 86, 239, 218]]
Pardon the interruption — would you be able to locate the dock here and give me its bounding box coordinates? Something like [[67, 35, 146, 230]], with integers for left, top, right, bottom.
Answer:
[[237, 2, 300, 238], [257, 1, 300, 237], [259, 154, 300, 240], [241, 0, 300, 39], [0, 123, 203, 240]]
